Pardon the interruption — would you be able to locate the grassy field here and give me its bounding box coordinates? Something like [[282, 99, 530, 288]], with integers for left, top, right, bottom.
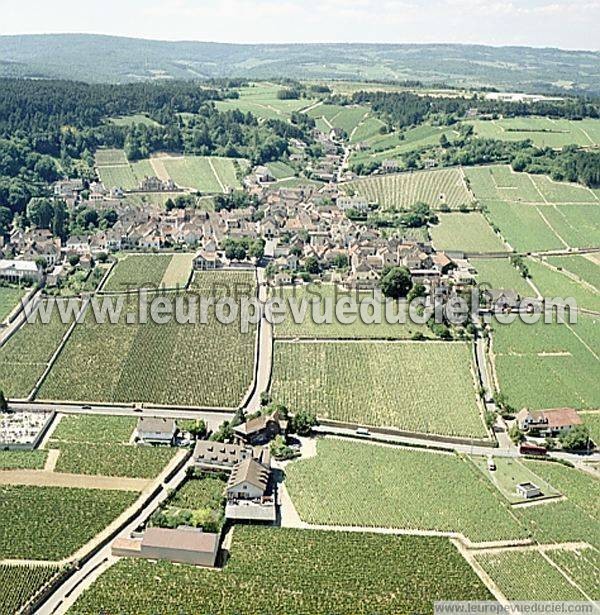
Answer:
[[582, 413, 600, 447], [469, 456, 560, 503], [0, 485, 137, 560], [0, 285, 26, 322], [474, 259, 534, 295], [271, 286, 435, 340], [545, 547, 600, 599], [108, 114, 160, 127], [474, 551, 588, 600], [94, 148, 128, 166], [0, 449, 48, 470], [0, 300, 74, 399], [430, 213, 507, 252], [344, 168, 474, 210], [0, 565, 62, 615], [286, 439, 526, 543], [271, 340, 486, 438], [546, 254, 600, 291], [307, 103, 370, 135], [467, 117, 600, 148], [71, 526, 492, 614], [103, 254, 192, 292], [491, 315, 600, 411], [40, 273, 257, 408]]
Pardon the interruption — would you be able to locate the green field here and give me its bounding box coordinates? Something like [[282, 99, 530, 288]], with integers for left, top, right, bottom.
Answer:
[[307, 103, 370, 135], [0, 286, 26, 322], [71, 526, 492, 614], [0, 299, 74, 399], [467, 117, 600, 148], [474, 550, 588, 601], [160, 156, 246, 192], [286, 439, 526, 543], [527, 257, 600, 312], [474, 258, 533, 295], [545, 547, 600, 599], [271, 340, 487, 438], [0, 485, 136, 560], [51, 414, 136, 444], [344, 168, 474, 210], [94, 148, 128, 166], [108, 114, 160, 127], [469, 456, 560, 503], [271, 286, 434, 340], [0, 565, 61, 615], [103, 254, 187, 292], [467, 165, 600, 251], [492, 315, 600, 411], [40, 274, 257, 408], [0, 449, 48, 470], [215, 83, 316, 120], [582, 413, 600, 447], [430, 213, 507, 252], [546, 255, 600, 291]]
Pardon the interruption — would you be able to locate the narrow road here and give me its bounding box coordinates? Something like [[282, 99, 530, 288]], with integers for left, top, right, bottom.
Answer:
[[37, 457, 195, 615]]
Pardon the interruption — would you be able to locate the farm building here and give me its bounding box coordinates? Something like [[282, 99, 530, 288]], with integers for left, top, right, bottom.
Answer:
[[233, 409, 286, 445], [192, 441, 271, 472], [112, 527, 219, 567], [517, 408, 582, 436], [136, 417, 177, 445], [0, 259, 42, 283], [225, 456, 276, 522]]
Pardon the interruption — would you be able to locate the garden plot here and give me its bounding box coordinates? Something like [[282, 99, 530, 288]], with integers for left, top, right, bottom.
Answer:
[[271, 340, 486, 439], [285, 439, 526, 543], [71, 526, 492, 614], [344, 168, 473, 210]]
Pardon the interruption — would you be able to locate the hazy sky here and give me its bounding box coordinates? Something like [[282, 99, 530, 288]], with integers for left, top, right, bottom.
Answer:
[[1, 0, 599, 50]]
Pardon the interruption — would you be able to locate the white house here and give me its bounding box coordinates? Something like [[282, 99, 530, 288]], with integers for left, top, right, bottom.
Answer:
[[136, 417, 176, 445]]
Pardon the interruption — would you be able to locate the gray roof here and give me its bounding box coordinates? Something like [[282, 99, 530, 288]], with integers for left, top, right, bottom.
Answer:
[[227, 457, 270, 492], [137, 417, 175, 435]]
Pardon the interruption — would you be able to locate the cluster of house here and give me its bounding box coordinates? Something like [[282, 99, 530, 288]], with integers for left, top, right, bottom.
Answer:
[[119, 411, 285, 569]]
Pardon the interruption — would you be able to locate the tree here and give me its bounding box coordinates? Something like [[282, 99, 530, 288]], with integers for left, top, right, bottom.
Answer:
[[270, 435, 298, 461], [509, 424, 525, 445], [304, 256, 320, 275], [186, 419, 207, 439], [52, 200, 68, 241], [407, 283, 426, 303], [332, 253, 349, 269], [0, 206, 13, 236], [210, 420, 233, 443], [290, 410, 318, 436], [439, 134, 450, 148], [0, 389, 8, 412], [381, 266, 412, 299], [68, 254, 80, 267], [27, 198, 54, 229], [249, 238, 265, 260], [559, 425, 590, 451], [231, 408, 246, 428], [484, 410, 496, 430]]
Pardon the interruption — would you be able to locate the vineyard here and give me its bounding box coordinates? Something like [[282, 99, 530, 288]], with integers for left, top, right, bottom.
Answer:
[[0, 299, 74, 399], [71, 526, 492, 614], [492, 315, 600, 411], [160, 156, 245, 193], [430, 213, 507, 253], [0, 485, 137, 560], [190, 269, 257, 298], [270, 340, 487, 438], [343, 168, 474, 210], [0, 285, 25, 322], [271, 286, 434, 340], [546, 255, 600, 291], [473, 258, 533, 296], [473, 551, 588, 601], [285, 439, 526, 543], [0, 449, 48, 470], [546, 547, 600, 599], [0, 564, 62, 614], [102, 254, 174, 292], [52, 442, 177, 479], [50, 414, 137, 444], [39, 287, 257, 408]]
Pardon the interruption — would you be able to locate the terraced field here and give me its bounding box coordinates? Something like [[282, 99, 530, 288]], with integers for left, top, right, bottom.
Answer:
[[271, 286, 434, 340], [466, 117, 600, 148], [0, 485, 137, 560], [344, 168, 473, 210], [0, 299, 74, 399], [430, 212, 507, 252], [271, 340, 487, 438], [491, 315, 600, 411], [286, 439, 526, 543], [71, 526, 492, 614], [474, 551, 588, 600]]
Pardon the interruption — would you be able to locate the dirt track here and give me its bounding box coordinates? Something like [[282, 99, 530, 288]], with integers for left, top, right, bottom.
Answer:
[[0, 469, 149, 491]]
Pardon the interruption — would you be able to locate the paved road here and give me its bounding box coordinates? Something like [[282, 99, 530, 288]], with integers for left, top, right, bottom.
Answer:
[[37, 457, 195, 615]]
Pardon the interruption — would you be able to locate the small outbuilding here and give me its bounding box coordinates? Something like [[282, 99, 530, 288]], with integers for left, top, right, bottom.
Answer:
[[516, 482, 542, 499], [136, 417, 176, 446]]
